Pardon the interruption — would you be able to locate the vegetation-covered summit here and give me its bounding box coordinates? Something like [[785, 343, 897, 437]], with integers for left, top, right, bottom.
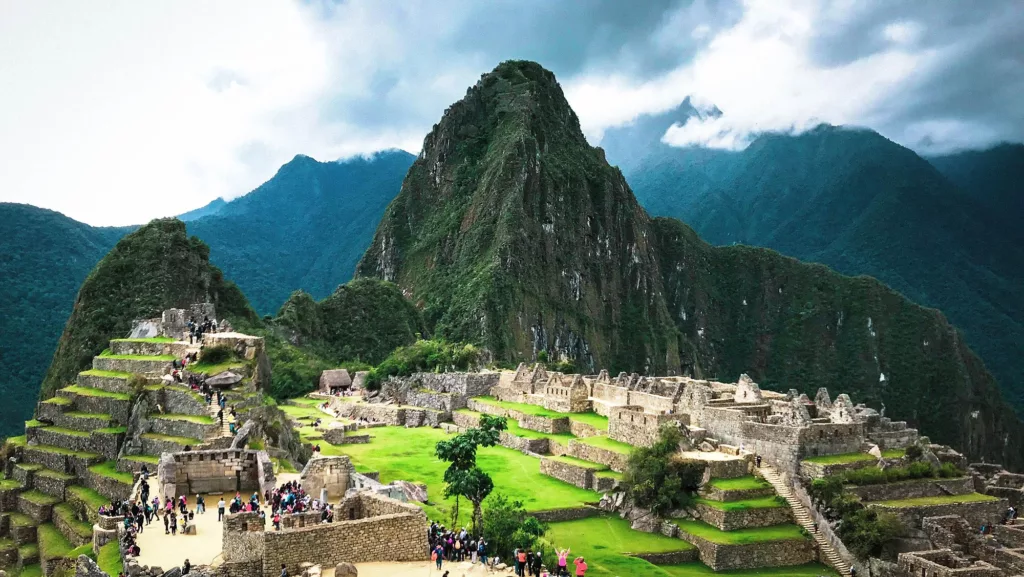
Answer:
[[39, 218, 255, 400], [357, 60, 1023, 467]]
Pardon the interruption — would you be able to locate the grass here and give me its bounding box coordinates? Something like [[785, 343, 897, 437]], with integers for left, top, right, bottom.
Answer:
[[39, 426, 90, 437], [544, 515, 695, 577], [35, 469, 76, 482], [65, 411, 112, 421], [661, 563, 838, 577], [870, 493, 1000, 508], [41, 397, 72, 406], [25, 420, 45, 428], [7, 512, 36, 527], [289, 397, 325, 407], [53, 504, 93, 540], [18, 543, 39, 561], [110, 337, 176, 343], [671, 519, 807, 544], [66, 543, 94, 559], [151, 413, 215, 424], [578, 435, 633, 454], [317, 425, 600, 525], [802, 452, 877, 465], [15, 463, 43, 472], [79, 369, 133, 379], [5, 435, 27, 447], [141, 432, 203, 445], [707, 476, 771, 491], [188, 360, 246, 375], [695, 496, 785, 511], [881, 448, 906, 458], [17, 564, 43, 577], [566, 412, 609, 431], [120, 455, 160, 465], [24, 444, 99, 459], [88, 461, 134, 485], [97, 353, 176, 361], [0, 478, 24, 490], [455, 409, 575, 442], [547, 455, 609, 470], [37, 523, 72, 560], [67, 486, 109, 511], [59, 385, 130, 401], [472, 396, 568, 419], [19, 490, 60, 506], [595, 470, 624, 481], [98, 541, 123, 577], [94, 426, 128, 435], [271, 457, 298, 474]]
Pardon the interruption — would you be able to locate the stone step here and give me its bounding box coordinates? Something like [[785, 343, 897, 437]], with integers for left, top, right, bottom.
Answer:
[[16, 491, 59, 524], [30, 468, 78, 501], [29, 427, 93, 454], [18, 542, 39, 567], [1, 513, 38, 546], [0, 538, 16, 570], [92, 354, 175, 377], [84, 462, 135, 502], [35, 397, 72, 422], [57, 385, 132, 426], [22, 445, 103, 477], [108, 338, 193, 358]]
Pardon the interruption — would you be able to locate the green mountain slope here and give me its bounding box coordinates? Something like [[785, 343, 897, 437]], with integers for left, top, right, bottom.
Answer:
[[0, 203, 129, 436], [357, 60, 1023, 467], [619, 125, 1024, 413], [927, 143, 1024, 236], [40, 219, 256, 400], [188, 150, 415, 315]]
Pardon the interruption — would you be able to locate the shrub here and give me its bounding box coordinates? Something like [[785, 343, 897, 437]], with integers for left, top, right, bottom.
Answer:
[[366, 339, 481, 390], [938, 462, 964, 478], [907, 461, 935, 479], [904, 445, 923, 461], [483, 494, 547, 562], [199, 344, 233, 365], [840, 509, 905, 559], [622, 425, 704, 515]]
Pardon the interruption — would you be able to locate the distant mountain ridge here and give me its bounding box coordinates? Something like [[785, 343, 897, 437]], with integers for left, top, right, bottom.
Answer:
[[606, 114, 1024, 413]]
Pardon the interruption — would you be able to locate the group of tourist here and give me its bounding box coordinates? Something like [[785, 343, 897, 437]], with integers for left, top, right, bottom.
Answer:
[[264, 480, 337, 529], [187, 315, 218, 344], [429, 523, 487, 569]]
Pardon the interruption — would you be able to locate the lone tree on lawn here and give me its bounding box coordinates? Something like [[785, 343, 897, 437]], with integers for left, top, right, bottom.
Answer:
[[622, 424, 705, 516], [435, 414, 508, 534]]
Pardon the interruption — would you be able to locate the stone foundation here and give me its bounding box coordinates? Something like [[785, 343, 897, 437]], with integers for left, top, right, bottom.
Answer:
[[847, 477, 974, 502], [868, 498, 1007, 529], [566, 440, 628, 472], [694, 502, 793, 530]]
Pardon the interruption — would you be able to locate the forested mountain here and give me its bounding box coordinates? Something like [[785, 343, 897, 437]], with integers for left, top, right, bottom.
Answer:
[[0, 204, 129, 436], [612, 122, 1024, 413], [357, 60, 1023, 466]]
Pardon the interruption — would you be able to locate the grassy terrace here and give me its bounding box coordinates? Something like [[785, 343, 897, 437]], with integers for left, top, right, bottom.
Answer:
[[39, 426, 89, 437], [596, 470, 624, 480], [696, 496, 785, 511], [545, 515, 695, 577], [707, 476, 771, 491], [94, 427, 128, 435], [289, 397, 326, 407], [672, 519, 807, 544], [65, 411, 112, 420], [97, 353, 176, 361], [8, 512, 36, 527], [120, 455, 160, 465], [79, 369, 133, 379], [313, 425, 599, 525], [35, 469, 75, 482], [870, 493, 999, 508], [41, 397, 72, 406], [67, 486, 110, 511], [53, 504, 93, 540], [88, 461, 134, 485], [20, 490, 60, 506], [151, 413, 215, 425], [0, 479, 24, 490], [472, 396, 609, 429], [60, 385, 130, 401], [98, 541, 122, 577], [25, 444, 99, 459], [4, 435, 27, 448], [189, 360, 246, 375], [37, 523, 71, 559], [141, 432, 202, 445], [547, 455, 609, 470], [110, 337, 177, 343], [578, 435, 633, 454], [455, 409, 575, 442], [803, 448, 905, 465]]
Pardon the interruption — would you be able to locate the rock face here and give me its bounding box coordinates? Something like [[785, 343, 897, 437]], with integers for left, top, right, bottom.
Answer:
[[334, 562, 358, 577], [356, 60, 1022, 466], [75, 555, 108, 577]]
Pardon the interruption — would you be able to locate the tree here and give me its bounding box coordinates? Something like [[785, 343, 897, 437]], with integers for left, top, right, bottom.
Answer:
[[435, 414, 508, 533], [622, 425, 704, 516], [483, 494, 547, 562]]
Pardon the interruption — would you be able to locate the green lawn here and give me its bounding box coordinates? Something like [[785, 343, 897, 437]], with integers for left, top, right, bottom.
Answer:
[[37, 523, 72, 560], [41, 397, 72, 406], [881, 448, 906, 459], [547, 455, 609, 470], [870, 493, 999, 508], [566, 412, 609, 431], [318, 426, 600, 525], [17, 564, 43, 577], [25, 420, 45, 428], [0, 478, 23, 490], [707, 476, 771, 491], [289, 397, 326, 407], [577, 435, 633, 454], [79, 369, 133, 379], [60, 385, 130, 401], [120, 455, 160, 465], [472, 396, 568, 419], [88, 461, 134, 485], [595, 470, 623, 481], [141, 432, 202, 445], [35, 469, 76, 482], [40, 426, 90, 437], [151, 413, 215, 425], [802, 452, 875, 465], [94, 426, 128, 435], [189, 360, 246, 375], [672, 519, 807, 544], [20, 490, 60, 506], [5, 435, 27, 447], [98, 541, 123, 577], [695, 496, 785, 511], [97, 353, 176, 361], [18, 543, 38, 562], [110, 337, 177, 343], [7, 513, 36, 527], [67, 486, 110, 511], [544, 515, 694, 577]]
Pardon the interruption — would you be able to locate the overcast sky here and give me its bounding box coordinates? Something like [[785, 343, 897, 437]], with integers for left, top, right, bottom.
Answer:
[[1, 0, 1021, 226]]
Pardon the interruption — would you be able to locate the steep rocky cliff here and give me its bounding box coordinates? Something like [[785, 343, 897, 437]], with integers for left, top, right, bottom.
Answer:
[[357, 60, 1022, 466], [40, 219, 256, 400]]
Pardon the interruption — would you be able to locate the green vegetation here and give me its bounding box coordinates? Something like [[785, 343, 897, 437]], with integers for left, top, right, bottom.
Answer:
[[18, 564, 43, 577], [24, 444, 98, 459], [20, 490, 60, 506], [832, 461, 965, 486], [435, 414, 507, 533], [37, 523, 71, 559], [0, 478, 23, 490], [802, 452, 875, 465], [542, 515, 695, 577], [623, 426, 704, 516], [97, 541, 123, 577], [53, 504, 92, 540], [59, 385, 130, 401], [87, 461, 134, 485], [65, 411, 112, 420], [25, 420, 44, 428], [547, 455, 608, 470], [871, 493, 999, 507], [67, 486, 109, 511], [94, 426, 128, 435], [578, 435, 632, 454], [809, 474, 907, 558], [7, 513, 36, 527], [120, 455, 160, 465], [366, 339, 481, 390], [79, 369, 132, 379], [18, 543, 39, 562], [566, 412, 609, 431], [141, 432, 203, 446], [96, 353, 175, 361], [151, 413, 215, 425], [110, 337, 176, 343], [482, 494, 547, 564], [707, 476, 771, 491], [35, 469, 75, 482], [672, 519, 807, 544], [41, 397, 72, 406], [696, 496, 785, 511], [661, 564, 837, 577], [39, 426, 89, 437]]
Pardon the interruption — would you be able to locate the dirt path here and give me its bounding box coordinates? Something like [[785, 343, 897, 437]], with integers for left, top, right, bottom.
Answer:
[[324, 560, 506, 577], [133, 492, 231, 570]]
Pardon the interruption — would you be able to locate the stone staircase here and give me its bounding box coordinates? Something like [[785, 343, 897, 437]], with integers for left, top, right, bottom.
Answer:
[[758, 465, 853, 577], [207, 396, 232, 439]]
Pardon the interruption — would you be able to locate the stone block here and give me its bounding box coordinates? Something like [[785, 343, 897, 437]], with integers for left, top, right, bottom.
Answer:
[[567, 440, 628, 472], [694, 501, 793, 530]]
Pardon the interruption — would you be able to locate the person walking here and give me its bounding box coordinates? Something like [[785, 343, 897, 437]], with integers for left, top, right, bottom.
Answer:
[[218, 496, 226, 521], [433, 544, 444, 570], [197, 494, 205, 514]]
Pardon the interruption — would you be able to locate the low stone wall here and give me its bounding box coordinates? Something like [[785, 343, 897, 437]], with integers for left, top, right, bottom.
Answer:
[[0, 485, 21, 512], [84, 468, 133, 501], [868, 498, 1007, 529], [632, 550, 699, 564], [51, 411, 110, 431], [12, 463, 37, 486], [321, 428, 370, 445], [984, 486, 1023, 508], [280, 511, 321, 529], [17, 493, 55, 523], [58, 391, 131, 425], [53, 509, 90, 547], [530, 507, 600, 523], [567, 440, 628, 472], [406, 390, 462, 412], [91, 430, 124, 460], [499, 431, 550, 454], [799, 458, 880, 479], [9, 518, 37, 546], [698, 484, 775, 502], [404, 407, 448, 427], [539, 458, 597, 490], [299, 456, 353, 498], [149, 417, 216, 441], [517, 413, 570, 434], [23, 446, 104, 477], [847, 477, 974, 502], [569, 421, 602, 438], [334, 402, 406, 426], [413, 372, 499, 397], [33, 471, 77, 501], [677, 530, 815, 571], [141, 436, 189, 455], [452, 411, 481, 429], [35, 401, 67, 423], [898, 550, 1004, 577], [33, 428, 94, 454], [694, 502, 792, 530], [109, 339, 192, 357], [92, 356, 171, 375], [76, 372, 135, 395]]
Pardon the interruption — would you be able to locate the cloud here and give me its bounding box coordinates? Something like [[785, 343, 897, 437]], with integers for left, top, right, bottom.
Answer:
[[0, 0, 1019, 225]]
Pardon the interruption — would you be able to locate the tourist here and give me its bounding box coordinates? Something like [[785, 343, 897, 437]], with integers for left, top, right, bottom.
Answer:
[[755, 455, 762, 468], [273, 512, 281, 530], [197, 494, 205, 514], [163, 512, 170, 534], [433, 543, 444, 570], [454, 537, 462, 562], [170, 511, 178, 535], [280, 564, 288, 577], [513, 547, 522, 576], [556, 548, 571, 577], [573, 556, 587, 577], [478, 539, 487, 565], [531, 551, 542, 576], [218, 496, 226, 521], [182, 560, 190, 575]]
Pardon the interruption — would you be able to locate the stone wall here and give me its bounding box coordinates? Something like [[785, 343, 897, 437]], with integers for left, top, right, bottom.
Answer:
[[321, 429, 370, 445], [530, 507, 601, 523], [539, 458, 597, 490], [110, 339, 192, 357], [698, 484, 774, 502], [57, 390, 131, 425], [83, 468, 133, 502], [223, 512, 266, 563], [517, 414, 570, 434], [847, 477, 974, 502], [299, 456, 353, 499], [452, 411, 481, 429], [406, 390, 461, 412], [868, 498, 1007, 529], [164, 449, 271, 497], [499, 431, 550, 454], [898, 550, 1004, 577], [566, 440, 628, 472], [145, 386, 209, 416], [92, 356, 171, 375], [411, 372, 499, 397], [333, 402, 406, 426], [608, 406, 685, 448], [149, 417, 216, 441], [203, 333, 264, 361], [676, 530, 815, 571], [569, 421, 602, 438], [694, 502, 792, 530]]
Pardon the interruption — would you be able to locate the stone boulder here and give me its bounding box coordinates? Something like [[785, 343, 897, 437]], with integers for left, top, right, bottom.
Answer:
[[205, 371, 242, 387], [230, 420, 255, 449], [391, 480, 428, 503], [75, 555, 107, 577], [160, 568, 181, 577], [334, 563, 358, 577], [300, 563, 320, 577]]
